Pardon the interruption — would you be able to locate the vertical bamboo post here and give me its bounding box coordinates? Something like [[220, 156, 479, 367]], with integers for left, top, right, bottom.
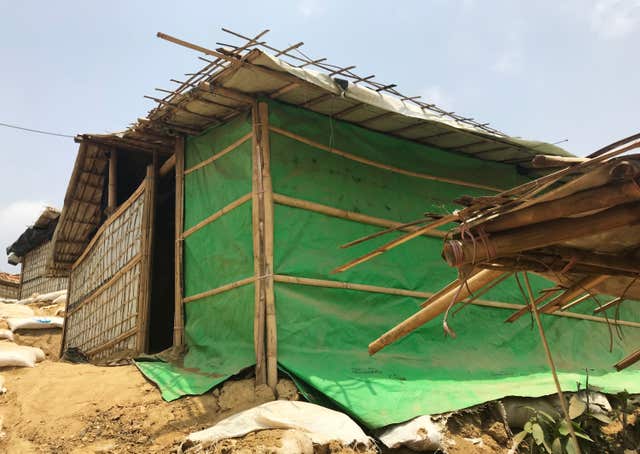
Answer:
[[107, 149, 118, 215], [174, 136, 185, 346], [138, 159, 157, 353], [59, 270, 73, 358], [259, 102, 277, 389], [252, 103, 267, 386], [523, 273, 582, 454]]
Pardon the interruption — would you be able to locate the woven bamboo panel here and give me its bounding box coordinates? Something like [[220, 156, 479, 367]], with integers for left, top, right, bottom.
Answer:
[[70, 193, 144, 304], [20, 241, 69, 298], [0, 283, 19, 299], [20, 276, 68, 299], [64, 187, 146, 359], [65, 261, 141, 357]]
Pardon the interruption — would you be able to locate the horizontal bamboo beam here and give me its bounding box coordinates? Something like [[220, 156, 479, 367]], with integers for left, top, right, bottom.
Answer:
[[183, 132, 253, 175], [159, 154, 176, 177], [269, 126, 501, 192], [85, 328, 138, 357], [273, 193, 445, 240], [531, 155, 588, 168], [183, 276, 256, 304], [182, 193, 252, 238]]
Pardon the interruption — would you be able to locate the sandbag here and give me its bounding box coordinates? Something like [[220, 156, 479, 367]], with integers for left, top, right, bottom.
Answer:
[[0, 302, 34, 319], [7, 316, 64, 331], [0, 347, 36, 368], [377, 415, 445, 451], [52, 294, 67, 306], [0, 374, 5, 393], [0, 329, 14, 341], [0, 343, 45, 362], [181, 401, 372, 452], [16, 289, 67, 305]]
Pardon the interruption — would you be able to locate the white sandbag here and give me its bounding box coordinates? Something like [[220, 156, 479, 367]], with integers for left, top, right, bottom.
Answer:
[[17, 289, 67, 305], [0, 343, 45, 362], [182, 401, 371, 452], [0, 330, 14, 341], [52, 294, 67, 306], [377, 415, 445, 451], [7, 316, 64, 331], [0, 374, 5, 393], [0, 347, 36, 368], [0, 302, 34, 319]]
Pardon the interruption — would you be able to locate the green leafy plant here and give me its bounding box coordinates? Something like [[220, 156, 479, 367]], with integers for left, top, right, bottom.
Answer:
[[511, 406, 593, 453]]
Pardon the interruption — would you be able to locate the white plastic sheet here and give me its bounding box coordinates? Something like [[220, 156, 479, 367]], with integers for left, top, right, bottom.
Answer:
[[377, 415, 445, 451], [182, 400, 371, 451]]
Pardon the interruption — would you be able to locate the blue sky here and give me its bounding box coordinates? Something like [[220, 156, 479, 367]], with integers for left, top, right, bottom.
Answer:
[[1, 0, 639, 272]]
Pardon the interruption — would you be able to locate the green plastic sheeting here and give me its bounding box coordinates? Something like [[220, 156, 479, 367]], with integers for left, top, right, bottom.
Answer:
[[137, 99, 640, 429]]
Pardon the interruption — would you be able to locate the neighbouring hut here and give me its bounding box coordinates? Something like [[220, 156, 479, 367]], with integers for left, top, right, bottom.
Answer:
[[50, 29, 640, 430], [6, 207, 68, 299], [0, 272, 19, 300]]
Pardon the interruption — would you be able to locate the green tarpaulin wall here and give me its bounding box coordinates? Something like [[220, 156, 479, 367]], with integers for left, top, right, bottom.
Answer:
[[137, 100, 640, 429]]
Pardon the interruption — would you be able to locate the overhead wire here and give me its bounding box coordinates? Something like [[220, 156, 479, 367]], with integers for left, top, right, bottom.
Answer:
[[0, 121, 74, 138]]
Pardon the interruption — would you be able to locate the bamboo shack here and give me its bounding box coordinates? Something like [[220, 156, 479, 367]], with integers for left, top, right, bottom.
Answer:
[[0, 272, 19, 300], [6, 207, 68, 299], [51, 29, 640, 429]]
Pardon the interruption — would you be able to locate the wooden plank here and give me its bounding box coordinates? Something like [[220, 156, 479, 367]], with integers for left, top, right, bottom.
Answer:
[[173, 136, 185, 346], [183, 276, 257, 304], [269, 126, 501, 192], [182, 193, 252, 238], [183, 132, 253, 175]]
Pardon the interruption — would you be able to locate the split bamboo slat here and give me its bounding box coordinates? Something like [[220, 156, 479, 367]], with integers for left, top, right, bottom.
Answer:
[[174, 136, 185, 346], [251, 102, 267, 386], [269, 126, 501, 192], [540, 275, 609, 314], [368, 270, 505, 355]]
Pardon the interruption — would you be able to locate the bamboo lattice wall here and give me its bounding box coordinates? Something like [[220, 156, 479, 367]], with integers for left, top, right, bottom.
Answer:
[[64, 182, 149, 360], [0, 283, 19, 299], [20, 241, 68, 298]]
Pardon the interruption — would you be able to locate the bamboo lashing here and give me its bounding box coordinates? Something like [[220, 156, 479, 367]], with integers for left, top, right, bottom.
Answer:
[[334, 214, 457, 274], [443, 202, 640, 267], [368, 269, 504, 355], [523, 273, 582, 454]]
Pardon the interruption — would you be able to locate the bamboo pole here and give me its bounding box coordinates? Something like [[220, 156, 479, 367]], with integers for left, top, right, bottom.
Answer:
[[183, 276, 257, 304], [107, 149, 118, 215], [484, 179, 640, 233], [138, 161, 157, 353], [593, 296, 622, 314], [531, 155, 588, 168], [615, 348, 640, 371], [174, 136, 185, 346], [182, 193, 252, 238], [523, 273, 582, 454], [504, 289, 560, 323], [269, 126, 501, 192], [443, 202, 640, 267], [252, 103, 267, 386], [183, 132, 253, 175], [368, 269, 504, 355]]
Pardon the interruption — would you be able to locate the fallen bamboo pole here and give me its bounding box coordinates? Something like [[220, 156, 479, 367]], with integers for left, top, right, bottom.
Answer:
[[443, 202, 640, 267], [483, 179, 640, 233], [523, 273, 582, 454], [368, 269, 504, 355]]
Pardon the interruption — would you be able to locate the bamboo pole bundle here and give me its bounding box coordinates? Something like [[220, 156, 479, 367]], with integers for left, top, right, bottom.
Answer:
[[483, 179, 640, 233], [368, 269, 504, 355], [443, 202, 640, 267]]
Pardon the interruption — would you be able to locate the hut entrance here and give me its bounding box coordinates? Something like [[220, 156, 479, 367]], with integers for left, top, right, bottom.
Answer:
[[147, 168, 175, 353]]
